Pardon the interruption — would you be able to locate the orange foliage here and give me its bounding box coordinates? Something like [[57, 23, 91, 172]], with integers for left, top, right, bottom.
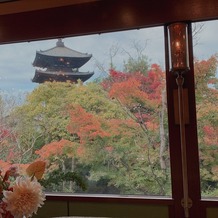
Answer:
[[0, 160, 29, 176], [6, 149, 16, 162], [0, 160, 11, 173], [103, 64, 165, 107], [194, 56, 217, 79], [67, 105, 110, 143], [203, 125, 218, 146], [145, 121, 159, 131], [108, 118, 139, 137], [109, 77, 150, 106], [35, 139, 74, 159]]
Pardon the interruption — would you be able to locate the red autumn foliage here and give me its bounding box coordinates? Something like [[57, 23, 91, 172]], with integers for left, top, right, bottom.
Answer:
[[109, 77, 150, 106], [0, 127, 19, 164], [0, 160, 11, 174], [107, 118, 139, 137], [35, 139, 74, 159], [104, 146, 113, 152], [67, 105, 110, 143], [203, 125, 218, 146], [102, 64, 165, 107]]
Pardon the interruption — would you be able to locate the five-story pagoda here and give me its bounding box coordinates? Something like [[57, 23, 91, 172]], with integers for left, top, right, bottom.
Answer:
[[32, 39, 94, 83]]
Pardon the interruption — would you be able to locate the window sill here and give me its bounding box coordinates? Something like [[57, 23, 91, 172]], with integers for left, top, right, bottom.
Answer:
[[45, 193, 174, 205]]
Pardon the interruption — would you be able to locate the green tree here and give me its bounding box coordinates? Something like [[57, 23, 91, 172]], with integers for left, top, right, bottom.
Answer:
[[122, 40, 149, 75], [194, 55, 218, 196], [12, 81, 129, 192]]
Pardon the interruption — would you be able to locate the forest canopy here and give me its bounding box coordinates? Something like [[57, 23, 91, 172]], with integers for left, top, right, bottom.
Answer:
[[0, 49, 217, 196]]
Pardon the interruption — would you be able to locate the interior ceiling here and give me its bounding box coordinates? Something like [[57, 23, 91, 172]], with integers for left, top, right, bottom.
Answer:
[[0, 0, 99, 15]]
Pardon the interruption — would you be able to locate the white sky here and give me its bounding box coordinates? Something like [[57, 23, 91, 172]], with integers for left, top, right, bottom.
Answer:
[[0, 20, 217, 96]]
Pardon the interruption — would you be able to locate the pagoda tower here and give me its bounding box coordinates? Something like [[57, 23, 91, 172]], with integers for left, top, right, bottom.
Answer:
[[32, 39, 94, 83]]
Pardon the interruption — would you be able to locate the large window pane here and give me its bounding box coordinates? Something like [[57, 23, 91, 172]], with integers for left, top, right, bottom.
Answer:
[[193, 20, 218, 197], [0, 27, 171, 196]]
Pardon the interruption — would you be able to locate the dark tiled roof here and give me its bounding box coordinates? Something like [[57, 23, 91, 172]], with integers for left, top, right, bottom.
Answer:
[[37, 39, 92, 58], [32, 70, 94, 83], [33, 39, 92, 69], [33, 53, 92, 69]]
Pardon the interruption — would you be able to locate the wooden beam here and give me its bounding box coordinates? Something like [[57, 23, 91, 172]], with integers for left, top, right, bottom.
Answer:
[[0, 0, 217, 43]]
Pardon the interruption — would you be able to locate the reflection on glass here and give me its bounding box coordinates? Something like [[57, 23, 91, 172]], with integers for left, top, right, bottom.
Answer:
[[0, 27, 171, 196], [193, 20, 218, 197]]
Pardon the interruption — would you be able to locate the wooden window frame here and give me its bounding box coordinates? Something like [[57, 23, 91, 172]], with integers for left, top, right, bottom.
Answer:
[[0, 1, 218, 217]]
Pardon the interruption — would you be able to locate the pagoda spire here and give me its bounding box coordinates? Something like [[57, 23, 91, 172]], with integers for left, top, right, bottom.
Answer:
[[56, 38, 64, 47]]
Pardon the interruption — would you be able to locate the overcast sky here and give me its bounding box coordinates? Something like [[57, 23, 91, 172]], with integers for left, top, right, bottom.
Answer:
[[0, 19, 217, 97]]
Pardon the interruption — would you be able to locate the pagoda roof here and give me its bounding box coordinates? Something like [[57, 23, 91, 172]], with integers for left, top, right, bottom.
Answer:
[[32, 39, 92, 69], [32, 70, 94, 83]]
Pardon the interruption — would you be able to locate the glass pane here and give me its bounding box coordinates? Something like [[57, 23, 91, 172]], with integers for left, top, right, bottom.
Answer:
[[192, 20, 218, 197], [0, 27, 171, 196]]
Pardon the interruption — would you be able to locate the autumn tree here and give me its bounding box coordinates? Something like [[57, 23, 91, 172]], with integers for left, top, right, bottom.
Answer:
[[11, 82, 77, 162], [12, 81, 129, 192], [122, 40, 149, 75], [9, 82, 84, 191], [65, 100, 169, 194], [100, 63, 170, 195], [194, 54, 218, 196], [16, 78, 170, 195], [101, 41, 169, 172], [0, 95, 21, 164]]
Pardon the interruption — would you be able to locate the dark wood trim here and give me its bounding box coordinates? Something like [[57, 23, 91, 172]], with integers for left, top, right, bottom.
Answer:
[[185, 22, 202, 218], [168, 205, 176, 218], [200, 199, 218, 218], [0, 0, 218, 44], [201, 199, 218, 207], [45, 194, 174, 205], [164, 24, 184, 218], [0, 1, 217, 217], [165, 22, 202, 218]]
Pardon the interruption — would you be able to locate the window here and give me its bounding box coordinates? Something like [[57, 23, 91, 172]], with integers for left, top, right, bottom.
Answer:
[[0, 26, 172, 196], [192, 20, 218, 198]]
